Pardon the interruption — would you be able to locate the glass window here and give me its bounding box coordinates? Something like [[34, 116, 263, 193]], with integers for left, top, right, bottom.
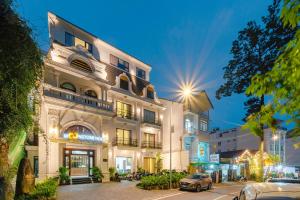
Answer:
[[116, 129, 131, 145], [146, 87, 154, 99], [110, 54, 129, 72], [116, 101, 132, 119], [85, 90, 97, 98], [185, 119, 193, 133], [116, 157, 132, 173], [60, 82, 76, 92], [144, 109, 155, 123], [218, 141, 221, 146], [120, 76, 129, 90], [199, 120, 208, 131], [33, 156, 39, 177], [65, 32, 93, 53], [65, 32, 74, 46], [136, 67, 146, 79]]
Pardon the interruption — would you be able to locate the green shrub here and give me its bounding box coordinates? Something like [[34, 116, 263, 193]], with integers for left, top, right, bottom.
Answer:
[[109, 167, 116, 178], [58, 166, 69, 184], [92, 167, 104, 180], [138, 172, 186, 190], [30, 178, 58, 199]]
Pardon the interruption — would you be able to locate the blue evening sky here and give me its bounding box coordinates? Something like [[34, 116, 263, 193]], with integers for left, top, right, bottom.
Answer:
[[16, 0, 272, 130]]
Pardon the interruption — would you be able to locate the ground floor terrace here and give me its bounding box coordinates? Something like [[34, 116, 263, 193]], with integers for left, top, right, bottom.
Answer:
[[57, 180, 246, 200]]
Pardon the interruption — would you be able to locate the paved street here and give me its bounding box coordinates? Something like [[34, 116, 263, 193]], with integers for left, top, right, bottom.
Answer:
[[58, 181, 245, 200]]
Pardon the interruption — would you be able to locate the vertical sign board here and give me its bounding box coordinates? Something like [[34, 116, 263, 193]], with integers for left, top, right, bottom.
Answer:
[[198, 142, 209, 163]]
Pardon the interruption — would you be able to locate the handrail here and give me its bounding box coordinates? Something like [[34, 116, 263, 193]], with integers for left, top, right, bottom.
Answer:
[[141, 141, 162, 149], [112, 137, 138, 147], [43, 84, 113, 112]]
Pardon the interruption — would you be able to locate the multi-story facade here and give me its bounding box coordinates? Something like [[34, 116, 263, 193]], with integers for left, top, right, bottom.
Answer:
[[161, 92, 213, 171], [209, 127, 287, 163], [27, 12, 165, 180]]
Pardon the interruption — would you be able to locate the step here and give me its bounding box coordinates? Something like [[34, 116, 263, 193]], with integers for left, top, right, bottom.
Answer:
[[71, 177, 92, 185]]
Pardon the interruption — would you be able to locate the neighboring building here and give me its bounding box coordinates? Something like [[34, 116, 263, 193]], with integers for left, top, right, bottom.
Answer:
[[209, 127, 287, 164], [161, 92, 213, 171], [26, 12, 165, 181], [285, 132, 300, 167]]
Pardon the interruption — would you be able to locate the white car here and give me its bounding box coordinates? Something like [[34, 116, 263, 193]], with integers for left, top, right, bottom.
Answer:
[[233, 182, 300, 200]]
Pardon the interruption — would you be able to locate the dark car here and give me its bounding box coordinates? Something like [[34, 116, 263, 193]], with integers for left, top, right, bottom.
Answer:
[[266, 178, 300, 184], [179, 173, 212, 192]]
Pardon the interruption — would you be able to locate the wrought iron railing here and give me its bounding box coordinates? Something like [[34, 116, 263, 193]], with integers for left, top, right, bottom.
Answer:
[[112, 137, 138, 147], [143, 118, 161, 126], [141, 141, 162, 149], [43, 85, 113, 112]]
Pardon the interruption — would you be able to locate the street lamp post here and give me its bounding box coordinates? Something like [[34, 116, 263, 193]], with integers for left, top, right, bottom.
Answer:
[[169, 85, 193, 189], [273, 134, 278, 156]]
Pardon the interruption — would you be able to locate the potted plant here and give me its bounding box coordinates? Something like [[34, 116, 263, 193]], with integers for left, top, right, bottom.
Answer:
[[58, 166, 70, 185], [109, 167, 116, 181], [92, 167, 104, 183]]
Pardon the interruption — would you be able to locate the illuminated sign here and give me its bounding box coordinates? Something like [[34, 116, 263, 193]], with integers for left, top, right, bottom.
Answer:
[[198, 142, 209, 163], [62, 125, 102, 143], [210, 154, 219, 163]]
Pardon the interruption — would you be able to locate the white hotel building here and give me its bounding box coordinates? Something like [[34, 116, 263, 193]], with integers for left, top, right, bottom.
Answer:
[[25, 12, 213, 182]]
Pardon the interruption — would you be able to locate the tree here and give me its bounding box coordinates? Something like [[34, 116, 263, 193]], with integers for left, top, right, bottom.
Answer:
[[0, 1, 43, 199], [246, 0, 300, 138], [216, 0, 295, 181]]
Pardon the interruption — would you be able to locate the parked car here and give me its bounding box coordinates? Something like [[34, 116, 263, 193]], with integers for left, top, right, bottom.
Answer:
[[179, 173, 212, 192], [266, 178, 300, 184], [232, 182, 300, 200]]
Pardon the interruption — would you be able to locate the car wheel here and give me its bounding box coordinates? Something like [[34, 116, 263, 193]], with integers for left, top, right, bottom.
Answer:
[[196, 185, 202, 192], [207, 183, 212, 190]]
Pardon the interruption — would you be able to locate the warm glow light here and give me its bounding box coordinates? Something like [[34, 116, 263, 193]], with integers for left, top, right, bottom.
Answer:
[[49, 127, 58, 137], [273, 135, 279, 140], [183, 87, 192, 97]]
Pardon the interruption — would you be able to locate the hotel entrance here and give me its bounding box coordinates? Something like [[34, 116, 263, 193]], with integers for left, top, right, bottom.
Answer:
[[64, 149, 95, 177]]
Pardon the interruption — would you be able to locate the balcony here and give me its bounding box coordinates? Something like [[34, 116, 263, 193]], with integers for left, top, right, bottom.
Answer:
[[142, 118, 161, 127], [141, 141, 162, 149], [43, 85, 113, 112], [116, 109, 137, 121], [112, 137, 138, 147]]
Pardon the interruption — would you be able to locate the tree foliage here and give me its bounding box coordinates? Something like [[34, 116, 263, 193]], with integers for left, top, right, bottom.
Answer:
[[246, 0, 300, 137], [0, 1, 43, 199], [0, 0, 43, 142], [216, 0, 295, 128]]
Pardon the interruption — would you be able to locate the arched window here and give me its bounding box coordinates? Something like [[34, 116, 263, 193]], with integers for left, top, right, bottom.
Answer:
[[85, 90, 97, 98], [147, 86, 154, 99], [120, 76, 129, 90], [70, 59, 93, 73], [60, 82, 76, 92]]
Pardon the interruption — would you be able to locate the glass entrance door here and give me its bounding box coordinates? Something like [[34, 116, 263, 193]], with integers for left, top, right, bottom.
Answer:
[[70, 155, 89, 177], [64, 149, 94, 177]]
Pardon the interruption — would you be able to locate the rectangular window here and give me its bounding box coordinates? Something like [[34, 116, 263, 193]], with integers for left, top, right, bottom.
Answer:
[[136, 67, 146, 79], [116, 156, 132, 173], [116, 101, 132, 119], [116, 128, 131, 145], [144, 109, 155, 123], [110, 54, 129, 72], [199, 120, 208, 131], [65, 32, 74, 46], [33, 156, 39, 177], [218, 141, 221, 146], [65, 32, 93, 53]]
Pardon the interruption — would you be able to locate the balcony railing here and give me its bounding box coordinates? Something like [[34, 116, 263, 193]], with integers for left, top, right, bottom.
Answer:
[[141, 141, 162, 149], [116, 109, 137, 120], [112, 137, 138, 147], [143, 118, 161, 126], [43, 85, 113, 112]]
